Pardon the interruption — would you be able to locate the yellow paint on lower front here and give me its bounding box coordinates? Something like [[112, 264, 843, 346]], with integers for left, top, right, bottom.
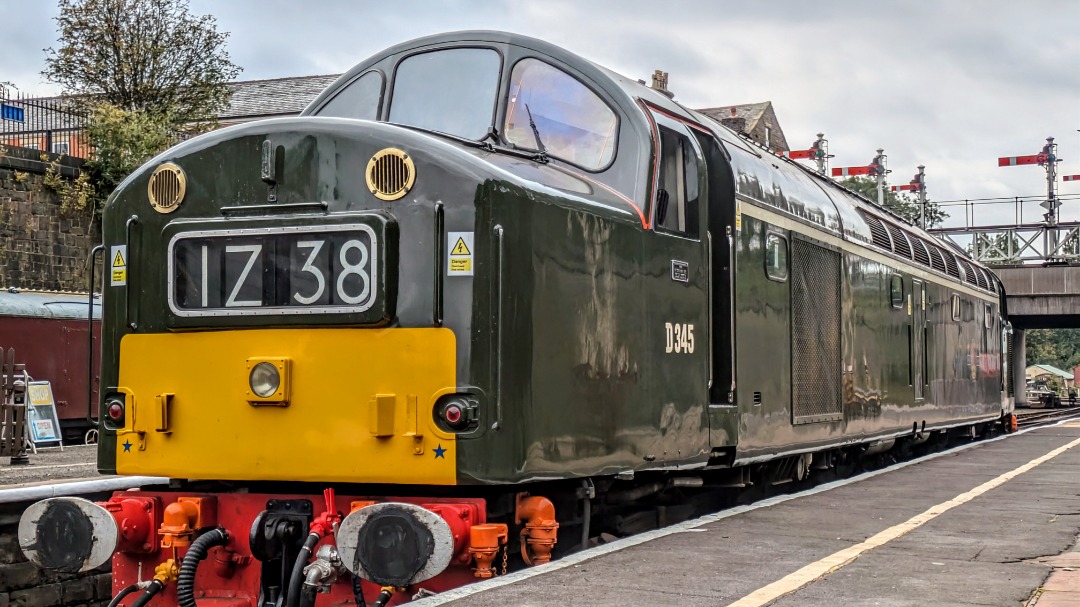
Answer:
[[115, 327, 458, 484]]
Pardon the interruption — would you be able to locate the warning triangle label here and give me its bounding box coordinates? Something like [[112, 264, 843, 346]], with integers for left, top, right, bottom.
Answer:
[[112, 250, 126, 267], [451, 238, 471, 256]]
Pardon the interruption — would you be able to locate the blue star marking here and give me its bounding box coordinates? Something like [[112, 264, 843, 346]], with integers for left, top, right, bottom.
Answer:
[[433, 444, 447, 459], [122, 440, 133, 452]]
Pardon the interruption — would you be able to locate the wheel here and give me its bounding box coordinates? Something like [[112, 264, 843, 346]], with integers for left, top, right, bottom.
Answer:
[[84, 428, 98, 445]]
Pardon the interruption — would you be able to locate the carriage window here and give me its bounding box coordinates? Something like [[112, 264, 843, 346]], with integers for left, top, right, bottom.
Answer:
[[318, 71, 383, 120], [951, 294, 961, 321], [653, 126, 700, 237], [890, 275, 904, 308], [390, 48, 500, 140], [504, 58, 617, 170], [765, 233, 787, 281]]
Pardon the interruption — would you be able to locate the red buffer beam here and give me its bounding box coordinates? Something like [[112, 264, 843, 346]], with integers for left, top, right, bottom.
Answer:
[[832, 166, 872, 177]]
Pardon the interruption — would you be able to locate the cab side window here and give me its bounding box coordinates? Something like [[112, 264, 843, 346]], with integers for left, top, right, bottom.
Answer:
[[654, 124, 700, 238], [317, 71, 384, 120]]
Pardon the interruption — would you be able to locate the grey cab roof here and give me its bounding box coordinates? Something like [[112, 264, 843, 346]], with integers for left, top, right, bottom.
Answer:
[[0, 289, 100, 320]]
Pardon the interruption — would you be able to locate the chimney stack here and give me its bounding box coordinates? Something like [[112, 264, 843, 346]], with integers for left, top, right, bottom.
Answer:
[[650, 70, 673, 98]]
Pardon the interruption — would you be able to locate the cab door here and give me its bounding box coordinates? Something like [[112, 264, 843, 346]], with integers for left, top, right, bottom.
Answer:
[[643, 111, 710, 464]]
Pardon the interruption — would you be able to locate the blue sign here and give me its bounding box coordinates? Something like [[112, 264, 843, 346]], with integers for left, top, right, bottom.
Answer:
[[1, 103, 25, 122]]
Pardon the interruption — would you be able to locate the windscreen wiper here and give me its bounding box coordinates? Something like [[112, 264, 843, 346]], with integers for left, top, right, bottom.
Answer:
[[524, 104, 549, 162]]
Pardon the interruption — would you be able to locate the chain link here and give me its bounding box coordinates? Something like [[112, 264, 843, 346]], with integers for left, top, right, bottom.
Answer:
[[501, 542, 508, 576]]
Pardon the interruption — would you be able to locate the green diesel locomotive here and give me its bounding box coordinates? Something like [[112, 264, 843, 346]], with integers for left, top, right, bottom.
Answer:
[[20, 31, 1011, 607]]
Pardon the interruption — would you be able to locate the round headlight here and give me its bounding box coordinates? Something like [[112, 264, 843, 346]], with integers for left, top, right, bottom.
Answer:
[[249, 362, 280, 398]]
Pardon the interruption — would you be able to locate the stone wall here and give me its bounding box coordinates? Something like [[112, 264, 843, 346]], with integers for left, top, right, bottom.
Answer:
[[0, 148, 98, 292], [0, 498, 113, 607]]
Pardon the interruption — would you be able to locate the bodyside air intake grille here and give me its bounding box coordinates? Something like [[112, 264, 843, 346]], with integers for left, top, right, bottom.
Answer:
[[790, 238, 843, 425], [912, 238, 932, 267], [859, 211, 892, 251], [885, 223, 913, 259]]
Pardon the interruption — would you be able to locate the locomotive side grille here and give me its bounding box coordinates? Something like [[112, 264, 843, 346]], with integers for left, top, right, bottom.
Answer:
[[912, 238, 931, 267], [884, 223, 913, 259], [974, 267, 989, 290], [790, 238, 843, 424], [959, 259, 979, 286], [859, 211, 892, 251], [925, 240, 948, 272], [942, 249, 961, 278], [366, 148, 416, 201]]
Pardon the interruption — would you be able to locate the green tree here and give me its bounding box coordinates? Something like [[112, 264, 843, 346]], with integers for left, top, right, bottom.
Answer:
[[839, 176, 947, 228], [43, 0, 241, 124]]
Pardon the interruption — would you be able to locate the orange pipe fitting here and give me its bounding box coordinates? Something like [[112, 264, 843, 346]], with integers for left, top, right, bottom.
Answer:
[[515, 494, 559, 566], [159, 500, 200, 548], [468, 524, 508, 578]]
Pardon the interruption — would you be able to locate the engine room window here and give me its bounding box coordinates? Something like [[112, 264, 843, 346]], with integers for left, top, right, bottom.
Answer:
[[890, 275, 904, 308], [765, 233, 788, 281], [653, 126, 700, 237], [504, 58, 617, 170], [985, 303, 993, 329], [317, 71, 384, 120], [951, 294, 961, 321], [389, 48, 501, 140]]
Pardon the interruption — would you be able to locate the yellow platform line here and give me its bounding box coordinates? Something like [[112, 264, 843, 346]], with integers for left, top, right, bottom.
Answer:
[[728, 435, 1080, 607]]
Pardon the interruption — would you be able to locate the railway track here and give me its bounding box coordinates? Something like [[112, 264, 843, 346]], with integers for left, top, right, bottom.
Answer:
[[1015, 406, 1080, 428]]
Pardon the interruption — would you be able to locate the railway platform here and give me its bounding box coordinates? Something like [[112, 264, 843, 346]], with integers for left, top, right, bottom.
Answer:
[[421, 421, 1080, 607]]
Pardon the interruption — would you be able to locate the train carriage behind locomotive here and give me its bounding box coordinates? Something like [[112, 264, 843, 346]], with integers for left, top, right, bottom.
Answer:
[[0, 289, 101, 444], [18, 31, 1012, 604]]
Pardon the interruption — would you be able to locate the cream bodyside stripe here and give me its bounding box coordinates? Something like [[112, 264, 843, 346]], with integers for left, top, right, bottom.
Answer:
[[738, 201, 996, 303], [726, 435, 1080, 607]]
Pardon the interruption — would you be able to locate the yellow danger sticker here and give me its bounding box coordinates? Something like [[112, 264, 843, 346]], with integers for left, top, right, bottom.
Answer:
[[447, 232, 474, 276], [451, 237, 471, 256], [110, 244, 128, 286]]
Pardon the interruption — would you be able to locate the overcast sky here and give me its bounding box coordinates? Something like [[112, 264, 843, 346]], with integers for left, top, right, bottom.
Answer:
[[3, 0, 1079, 228]]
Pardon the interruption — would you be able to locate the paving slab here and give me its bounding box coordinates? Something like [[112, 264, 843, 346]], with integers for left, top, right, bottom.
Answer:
[[426, 425, 1080, 607], [0, 444, 99, 486]]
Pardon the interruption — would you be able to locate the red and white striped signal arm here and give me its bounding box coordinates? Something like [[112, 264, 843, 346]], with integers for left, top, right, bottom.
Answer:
[[831, 166, 872, 177], [891, 184, 917, 192], [781, 149, 815, 160], [998, 154, 1047, 167], [1064, 175, 1080, 182]]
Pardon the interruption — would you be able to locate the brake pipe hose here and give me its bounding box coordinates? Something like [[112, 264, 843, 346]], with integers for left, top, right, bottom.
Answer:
[[286, 532, 322, 607], [177, 528, 230, 607], [130, 580, 165, 607], [107, 582, 148, 607]]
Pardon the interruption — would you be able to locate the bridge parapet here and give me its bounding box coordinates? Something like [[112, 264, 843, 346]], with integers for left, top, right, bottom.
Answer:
[[993, 265, 1080, 329]]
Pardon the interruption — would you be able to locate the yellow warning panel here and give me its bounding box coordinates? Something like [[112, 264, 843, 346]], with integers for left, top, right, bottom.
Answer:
[[447, 232, 474, 277], [451, 238, 471, 256], [110, 244, 128, 286]]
